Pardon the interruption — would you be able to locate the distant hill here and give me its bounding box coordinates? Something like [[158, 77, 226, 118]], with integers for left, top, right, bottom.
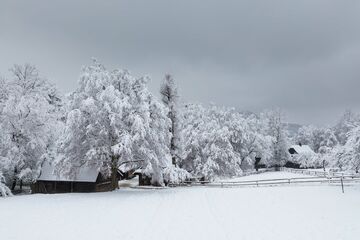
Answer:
[[238, 110, 258, 118], [237, 109, 302, 139]]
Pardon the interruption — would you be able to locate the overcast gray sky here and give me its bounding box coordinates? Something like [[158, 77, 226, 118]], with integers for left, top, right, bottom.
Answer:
[[1, 0, 360, 125]]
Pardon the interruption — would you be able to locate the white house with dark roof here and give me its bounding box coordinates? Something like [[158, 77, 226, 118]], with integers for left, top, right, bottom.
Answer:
[[288, 144, 315, 155]]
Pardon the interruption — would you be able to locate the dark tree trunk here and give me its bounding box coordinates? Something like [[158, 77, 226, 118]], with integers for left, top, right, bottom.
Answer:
[[111, 156, 119, 190], [11, 167, 18, 191], [11, 179, 16, 191], [169, 111, 177, 167], [255, 157, 261, 172], [171, 156, 176, 167]]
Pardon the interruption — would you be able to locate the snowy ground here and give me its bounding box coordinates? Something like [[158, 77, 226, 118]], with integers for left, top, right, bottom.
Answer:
[[1, 172, 360, 240], [304, 168, 356, 175], [219, 171, 313, 182]]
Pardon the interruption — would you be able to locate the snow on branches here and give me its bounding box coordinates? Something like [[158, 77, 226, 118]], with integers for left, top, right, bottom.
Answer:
[[329, 126, 360, 173], [294, 110, 360, 172], [2, 60, 360, 191], [260, 109, 290, 167], [160, 74, 183, 167], [0, 64, 62, 190], [0, 169, 12, 197], [180, 104, 274, 180], [56, 60, 174, 186]]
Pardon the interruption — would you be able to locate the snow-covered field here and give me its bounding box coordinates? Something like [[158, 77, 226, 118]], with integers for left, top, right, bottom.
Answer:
[[219, 171, 312, 182], [1, 172, 360, 240]]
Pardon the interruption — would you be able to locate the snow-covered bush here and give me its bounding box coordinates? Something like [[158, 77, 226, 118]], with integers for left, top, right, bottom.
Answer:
[[329, 126, 360, 173], [290, 152, 321, 169], [163, 166, 191, 184], [0, 170, 12, 197]]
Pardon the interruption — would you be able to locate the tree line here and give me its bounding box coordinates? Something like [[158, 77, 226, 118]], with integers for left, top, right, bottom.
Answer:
[[1, 60, 359, 196]]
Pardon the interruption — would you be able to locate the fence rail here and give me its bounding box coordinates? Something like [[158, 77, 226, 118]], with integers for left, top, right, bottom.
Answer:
[[280, 167, 360, 178], [169, 168, 360, 190]]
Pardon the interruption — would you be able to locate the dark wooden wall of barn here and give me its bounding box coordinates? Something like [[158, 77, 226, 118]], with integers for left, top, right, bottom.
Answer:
[[31, 181, 96, 193]]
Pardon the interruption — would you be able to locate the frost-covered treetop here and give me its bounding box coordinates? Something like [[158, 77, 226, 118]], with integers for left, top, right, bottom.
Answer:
[[56, 59, 172, 185]]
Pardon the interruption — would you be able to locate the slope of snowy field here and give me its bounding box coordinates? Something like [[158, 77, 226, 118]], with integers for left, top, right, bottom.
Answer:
[[1, 173, 360, 240]]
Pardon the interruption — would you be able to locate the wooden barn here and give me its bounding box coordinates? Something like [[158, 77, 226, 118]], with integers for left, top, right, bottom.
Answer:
[[31, 162, 119, 194]]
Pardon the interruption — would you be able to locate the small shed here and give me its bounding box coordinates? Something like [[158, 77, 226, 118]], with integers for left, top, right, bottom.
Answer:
[[118, 164, 139, 180], [31, 162, 119, 194], [254, 157, 266, 171], [133, 169, 152, 186]]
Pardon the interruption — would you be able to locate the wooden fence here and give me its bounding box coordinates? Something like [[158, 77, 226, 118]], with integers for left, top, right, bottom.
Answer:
[[280, 167, 360, 178], [169, 168, 360, 190]]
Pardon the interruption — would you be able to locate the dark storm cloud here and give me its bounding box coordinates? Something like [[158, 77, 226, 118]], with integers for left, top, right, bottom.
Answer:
[[1, 0, 360, 125]]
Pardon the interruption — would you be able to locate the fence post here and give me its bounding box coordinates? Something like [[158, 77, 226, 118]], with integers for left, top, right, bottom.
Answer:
[[341, 174, 344, 194]]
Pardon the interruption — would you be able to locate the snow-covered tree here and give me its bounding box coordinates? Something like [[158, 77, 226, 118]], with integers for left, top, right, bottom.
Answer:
[[180, 104, 242, 179], [331, 126, 360, 173], [0, 77, 9, 108], [147, 97, 186, 184], [261, 109, 290, 166], [334, 110, 360, 145], [180, 104, 279, 179], [226, 111, 272, 170], [290, 150, 320, 169], [0, 167, 12, 197], [160, 74, 183, 167], [56, 60, 172, 186], [318, 128, 338, 155], [0, 64, 62, 190], [307, 111, 360, 171], [296, 125, 338, 154], [345, 126, 360, 172], [295, 125, 317, 149], [295, 124, 344, 169]]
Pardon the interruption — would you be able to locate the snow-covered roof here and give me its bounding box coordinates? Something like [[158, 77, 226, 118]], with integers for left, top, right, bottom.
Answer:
[[289, 145, 315, 155], [133, 168, 143, 174], [38, 162, 99, 182], [119, 163, 141, 173]]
